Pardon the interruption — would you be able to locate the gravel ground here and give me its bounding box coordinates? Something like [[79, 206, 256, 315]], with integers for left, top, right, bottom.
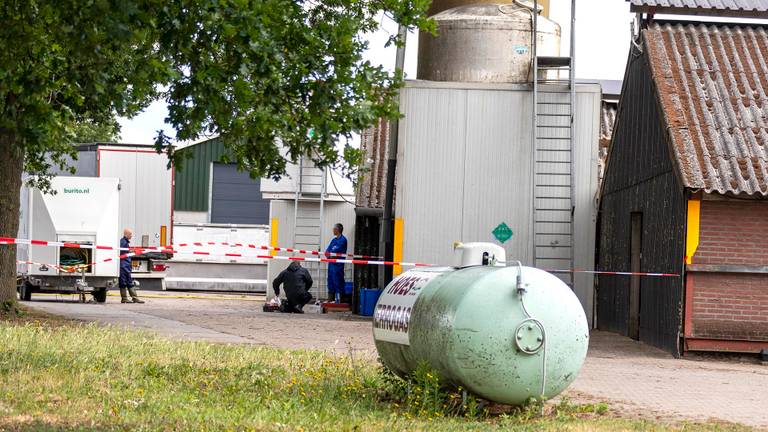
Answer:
[[23, 292, 768, 429]]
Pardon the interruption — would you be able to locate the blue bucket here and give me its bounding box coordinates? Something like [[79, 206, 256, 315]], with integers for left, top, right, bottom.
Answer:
[[344, 281, 354, 295], [359, 288, 383, 316]]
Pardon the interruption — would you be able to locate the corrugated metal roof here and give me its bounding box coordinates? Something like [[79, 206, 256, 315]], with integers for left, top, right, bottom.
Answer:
[[598, 100, 618, 188], [645, 22, 768, 196], [629, 0, 768, 12], [600, 101, 618, 148], [356, 118, 390, 209]]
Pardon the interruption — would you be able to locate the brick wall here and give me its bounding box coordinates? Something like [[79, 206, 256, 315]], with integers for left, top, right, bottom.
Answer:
[[691, 273, 768, 340], [690, 200, 768, 341], [694, 200, 768, 266]]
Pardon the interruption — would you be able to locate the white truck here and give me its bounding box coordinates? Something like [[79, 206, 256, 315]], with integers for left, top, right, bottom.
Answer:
[[47, 143, 174, 289], [17, 176, 121, 302]]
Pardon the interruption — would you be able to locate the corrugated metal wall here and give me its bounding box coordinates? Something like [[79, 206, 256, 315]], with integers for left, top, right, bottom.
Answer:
[[572, 87, 601, 319], [49, 150, 97, 177], [396, 84, 478, 263], [174, 138, 228, 211], [100, 149, 173, 248], [395, 81, 600, 324], [45, 145, 172, 248], [598, 45, 686, 356]]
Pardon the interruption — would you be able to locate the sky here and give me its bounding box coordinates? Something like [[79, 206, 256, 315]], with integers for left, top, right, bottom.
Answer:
[[118, 0, 635, 144]]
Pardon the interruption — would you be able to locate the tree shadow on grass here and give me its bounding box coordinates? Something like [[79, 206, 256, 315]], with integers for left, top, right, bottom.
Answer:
[[0, 418, 120, 432]]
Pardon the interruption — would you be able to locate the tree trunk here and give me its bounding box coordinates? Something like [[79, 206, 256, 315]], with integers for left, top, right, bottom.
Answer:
[[0, 130, 22, 306]]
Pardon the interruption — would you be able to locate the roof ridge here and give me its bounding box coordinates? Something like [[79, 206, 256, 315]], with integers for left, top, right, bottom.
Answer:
[[629, 0, 768, 16]]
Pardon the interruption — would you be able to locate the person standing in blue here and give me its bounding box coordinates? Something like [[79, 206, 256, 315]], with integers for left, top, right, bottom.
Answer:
[[325, 223, 348, 303], [119, 228, 144, 304]]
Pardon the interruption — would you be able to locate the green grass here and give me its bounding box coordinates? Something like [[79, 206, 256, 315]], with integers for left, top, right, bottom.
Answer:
[[0, 309, 752, 431]]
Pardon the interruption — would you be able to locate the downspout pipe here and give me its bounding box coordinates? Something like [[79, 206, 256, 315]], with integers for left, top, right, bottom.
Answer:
[[381, 24, 408, 287]]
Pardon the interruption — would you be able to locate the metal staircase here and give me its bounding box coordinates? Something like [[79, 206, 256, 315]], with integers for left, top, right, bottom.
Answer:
[[531, 0, 576, 288], [293, 155, 327, 298]]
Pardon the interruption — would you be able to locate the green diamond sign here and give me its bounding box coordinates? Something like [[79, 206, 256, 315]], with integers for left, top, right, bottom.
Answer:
[[492, 222, 513, 244]]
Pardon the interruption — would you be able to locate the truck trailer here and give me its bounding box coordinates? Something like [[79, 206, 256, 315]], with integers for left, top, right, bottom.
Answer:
[[17, 176, 121, 302], [47, 143, 174, 290]]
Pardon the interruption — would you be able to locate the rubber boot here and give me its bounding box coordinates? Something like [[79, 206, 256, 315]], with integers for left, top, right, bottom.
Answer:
[[120, 287, 131, 303], [128, 287, 145, 304]]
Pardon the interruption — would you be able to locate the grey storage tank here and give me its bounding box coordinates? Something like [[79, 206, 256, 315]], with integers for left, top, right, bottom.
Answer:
[[417, 3, 560, 83]]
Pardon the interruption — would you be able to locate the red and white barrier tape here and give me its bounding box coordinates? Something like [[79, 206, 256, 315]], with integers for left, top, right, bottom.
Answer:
[[17, 253, 135, 273], [4, 236, 680, 276], [3, 235, 427, 268], [18, 250, 427, 270], [0, 237, 380, 260], [546, 269, 679, 277], [176, 242, 382, 260], [1, 237, 118, 251], [129, 247, 432, 267]]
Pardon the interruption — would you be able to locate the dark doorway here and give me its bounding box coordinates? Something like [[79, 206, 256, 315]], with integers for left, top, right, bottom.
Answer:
[[210, 163, 270, 225], [353, 213, 381, 314], [629, 212, 643, 340]]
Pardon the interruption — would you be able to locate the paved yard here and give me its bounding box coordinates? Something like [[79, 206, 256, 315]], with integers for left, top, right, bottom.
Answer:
[[22, 293, 768, 429]]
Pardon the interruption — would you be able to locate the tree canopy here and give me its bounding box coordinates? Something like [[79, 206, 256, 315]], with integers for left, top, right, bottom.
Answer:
[[0, 0, 433, 305], [71, 119, 121, 144], [3, 0, 433, 182]]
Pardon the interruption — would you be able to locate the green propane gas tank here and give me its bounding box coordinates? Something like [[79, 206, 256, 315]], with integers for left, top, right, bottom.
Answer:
[[373, 244, 589, 405]]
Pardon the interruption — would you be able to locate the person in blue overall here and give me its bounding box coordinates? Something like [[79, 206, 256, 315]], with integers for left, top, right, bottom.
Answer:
[[325, 223, 348, 303], [119, 228, 144, 304]]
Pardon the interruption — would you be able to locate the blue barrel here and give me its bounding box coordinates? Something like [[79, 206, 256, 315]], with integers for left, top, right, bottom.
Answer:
[[359, 288, 383, 316]]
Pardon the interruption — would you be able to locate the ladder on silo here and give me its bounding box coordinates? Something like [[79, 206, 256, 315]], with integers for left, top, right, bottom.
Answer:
[[531, 0, 576, 288], [293, 155, 327, 298]]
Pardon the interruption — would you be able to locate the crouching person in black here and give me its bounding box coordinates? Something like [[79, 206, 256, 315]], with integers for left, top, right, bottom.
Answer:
[[272, 262, 313, 313]]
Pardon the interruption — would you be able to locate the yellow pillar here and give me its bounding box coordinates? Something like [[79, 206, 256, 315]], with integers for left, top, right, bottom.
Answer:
[[685, 197, 701, 265], [393, 218, 404, 276], [270, 218, 279, 256]]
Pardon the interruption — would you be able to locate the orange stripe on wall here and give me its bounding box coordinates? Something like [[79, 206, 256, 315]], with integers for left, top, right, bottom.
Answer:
[[393, 218, 404, 276], [685, 197, 701, 265], [270, 218, 279, 257]]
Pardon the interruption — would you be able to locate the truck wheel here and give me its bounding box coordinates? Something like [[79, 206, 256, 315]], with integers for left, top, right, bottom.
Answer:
[[92, 288, 108, 303], [19, 284, 33, 301]]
